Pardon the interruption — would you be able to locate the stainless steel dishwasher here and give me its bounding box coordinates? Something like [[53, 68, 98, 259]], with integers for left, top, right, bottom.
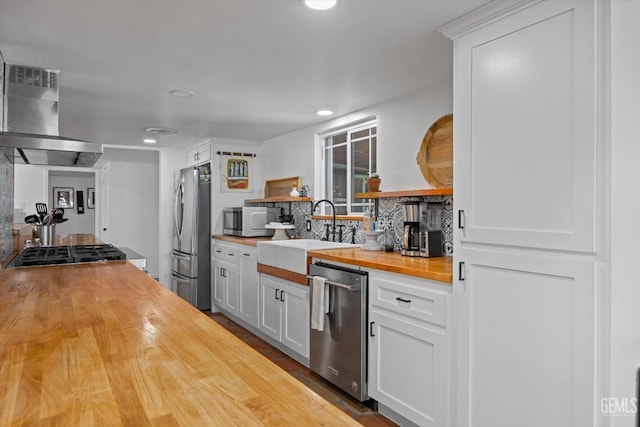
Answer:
[[308, 262, 368, 401]]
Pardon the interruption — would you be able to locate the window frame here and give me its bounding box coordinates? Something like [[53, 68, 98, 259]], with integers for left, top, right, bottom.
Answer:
[[316, 117, 377, 216]]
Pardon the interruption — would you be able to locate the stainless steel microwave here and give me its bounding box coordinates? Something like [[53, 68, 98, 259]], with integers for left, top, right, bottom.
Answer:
[[222, 207, 280, 237]]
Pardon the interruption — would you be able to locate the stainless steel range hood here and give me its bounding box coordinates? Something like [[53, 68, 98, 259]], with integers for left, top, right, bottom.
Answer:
[[0, 51, 103, 167]]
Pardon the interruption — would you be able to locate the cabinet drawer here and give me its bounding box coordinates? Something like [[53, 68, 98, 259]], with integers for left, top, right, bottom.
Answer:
[[239, 249, 256, 261], [369, 273, 448, 327], [213, 244, 238, 262]]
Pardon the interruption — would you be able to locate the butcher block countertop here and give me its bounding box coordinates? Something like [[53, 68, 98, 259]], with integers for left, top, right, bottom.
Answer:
[[0, 261, 358, 426], [212, 234, 273, 247], [307, 248, 453, 284]]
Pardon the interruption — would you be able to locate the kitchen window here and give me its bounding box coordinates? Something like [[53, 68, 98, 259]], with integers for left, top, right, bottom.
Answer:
[[320, 119, 377, 215]]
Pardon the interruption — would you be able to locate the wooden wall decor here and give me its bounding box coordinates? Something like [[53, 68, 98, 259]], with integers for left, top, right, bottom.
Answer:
[[416, 114, 453, 188]]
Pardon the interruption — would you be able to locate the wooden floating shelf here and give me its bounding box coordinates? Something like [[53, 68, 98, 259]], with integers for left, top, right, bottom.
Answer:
[[312, 215, 363, 222], [355, 188, 453, 199], [245, 196, 312, 203]]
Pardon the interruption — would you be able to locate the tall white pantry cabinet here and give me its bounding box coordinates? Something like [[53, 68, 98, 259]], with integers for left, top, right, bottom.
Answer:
[[441, 1, 606, 427]]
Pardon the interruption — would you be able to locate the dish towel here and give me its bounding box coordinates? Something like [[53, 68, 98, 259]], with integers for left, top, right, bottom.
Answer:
[[311, 276, 329, 331]]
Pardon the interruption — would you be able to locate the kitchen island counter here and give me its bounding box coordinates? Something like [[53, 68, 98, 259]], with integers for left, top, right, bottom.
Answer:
[[0, 261, 358, 426], [308, 248, 453, 284]]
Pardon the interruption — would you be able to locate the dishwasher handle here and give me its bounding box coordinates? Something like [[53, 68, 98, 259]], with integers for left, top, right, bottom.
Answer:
[[307, 275, 359, 292]]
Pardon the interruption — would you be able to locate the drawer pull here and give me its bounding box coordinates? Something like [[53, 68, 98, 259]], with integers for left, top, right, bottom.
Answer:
[[243, 253, 251, 256], [228, 253, 235, 257], [396, 297, 411, 304]]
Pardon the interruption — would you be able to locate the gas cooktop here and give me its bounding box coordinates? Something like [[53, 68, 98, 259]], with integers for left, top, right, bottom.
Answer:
[[14, 244, 127, 267]]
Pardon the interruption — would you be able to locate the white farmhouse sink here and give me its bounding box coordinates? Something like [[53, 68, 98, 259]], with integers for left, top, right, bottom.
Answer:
[[257, 239, 358, 275]]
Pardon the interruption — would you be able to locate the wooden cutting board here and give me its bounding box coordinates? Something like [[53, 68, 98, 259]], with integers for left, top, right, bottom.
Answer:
[[416, 114, 453, 188], [265, 176, 302, 197]]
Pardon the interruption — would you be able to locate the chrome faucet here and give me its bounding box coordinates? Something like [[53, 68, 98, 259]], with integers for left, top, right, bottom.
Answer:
[[313, 199, 337, 241]]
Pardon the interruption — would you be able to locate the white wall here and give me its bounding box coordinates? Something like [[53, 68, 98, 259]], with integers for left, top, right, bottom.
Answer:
[[207, 138, 263, 234], [105, 151, 160, 279], [610, 1, 640, 425], [13, 164, 47, 219], [261, 81, 452, 192], [48, 171, 95, 235]]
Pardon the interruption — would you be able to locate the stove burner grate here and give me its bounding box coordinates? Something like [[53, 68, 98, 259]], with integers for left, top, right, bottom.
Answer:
[[14, 244, 126, 267]]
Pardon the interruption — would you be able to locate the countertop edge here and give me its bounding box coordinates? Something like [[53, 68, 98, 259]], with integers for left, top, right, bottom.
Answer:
[[307, 249, 453, 284], [212, 234, 272, 247]]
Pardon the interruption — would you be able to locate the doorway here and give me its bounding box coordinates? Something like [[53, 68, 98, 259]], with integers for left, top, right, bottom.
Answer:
[[48, 170, 96, 235]]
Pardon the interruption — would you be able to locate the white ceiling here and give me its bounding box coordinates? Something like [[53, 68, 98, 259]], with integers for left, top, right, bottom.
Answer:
[[0, 0, 488, 149]]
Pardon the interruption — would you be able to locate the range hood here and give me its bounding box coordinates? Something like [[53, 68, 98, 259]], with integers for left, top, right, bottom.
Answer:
[[0, 52, 102, 167]]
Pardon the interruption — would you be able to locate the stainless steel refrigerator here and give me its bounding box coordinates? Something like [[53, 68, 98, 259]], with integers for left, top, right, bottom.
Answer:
[[171, 163, 211, 310]]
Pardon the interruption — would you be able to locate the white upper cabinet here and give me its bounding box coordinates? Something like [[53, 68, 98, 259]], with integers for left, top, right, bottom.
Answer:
[[187, 142, 211, 166], [448, 0, 598, 253]]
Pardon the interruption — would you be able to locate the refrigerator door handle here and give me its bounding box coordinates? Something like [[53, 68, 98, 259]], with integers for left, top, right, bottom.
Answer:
[[174, 180, 184, 241], [171, 271, 190, 280], [171, 251, 192, 260]]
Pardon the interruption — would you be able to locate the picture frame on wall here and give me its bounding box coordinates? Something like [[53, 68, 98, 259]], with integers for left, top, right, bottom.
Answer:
[[53, 187, 74, 209], [220, 154, 253, 193], [87, 188, 95, 209]]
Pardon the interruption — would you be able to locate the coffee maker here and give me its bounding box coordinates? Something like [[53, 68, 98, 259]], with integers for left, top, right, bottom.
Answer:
[[401, 201, 444, 257]]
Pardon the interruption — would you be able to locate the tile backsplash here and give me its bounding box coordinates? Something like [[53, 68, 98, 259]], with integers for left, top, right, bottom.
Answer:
[[0, 148, 14, 260], [259, 195, 453, 255]]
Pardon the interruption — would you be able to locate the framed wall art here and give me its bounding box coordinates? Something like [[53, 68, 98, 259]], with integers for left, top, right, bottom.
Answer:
[[220, 154, 253, 193], [87, 188, 95, 209], [53, 187, 74, 209]]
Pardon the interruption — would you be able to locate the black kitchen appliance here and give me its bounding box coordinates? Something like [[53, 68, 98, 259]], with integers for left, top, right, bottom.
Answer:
[[401, 201, 444, 258], [14, 244, 126, 267]]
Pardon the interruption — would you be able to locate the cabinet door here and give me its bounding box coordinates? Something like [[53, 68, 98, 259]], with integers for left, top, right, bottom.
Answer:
[[238, 250, 259, 328], [197, 144, 211, 164], [187, 146, 199, 165], [259, 275, 281, 342], [368, 309, 447, 427], [453, 0, 597, 252], [187, 142, 211, 165], [212, 259, 225, 308], [456, 249, 595, 427], [280, 281, 309, 358], [221, 260, 239, 316]]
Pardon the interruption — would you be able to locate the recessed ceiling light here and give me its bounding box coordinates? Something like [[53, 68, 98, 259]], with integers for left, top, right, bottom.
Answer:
[[143, 138, 157, 144], [316, 110, 333, 116], [144, 127, 178, 135], [304, 0, 337, 10], [169, 89, 195, 98]]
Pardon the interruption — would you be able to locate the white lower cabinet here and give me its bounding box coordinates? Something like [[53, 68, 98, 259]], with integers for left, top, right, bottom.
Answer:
[[212, 241, 259, 325], [456, 248, 596, 427], [259, 274, 309, 359], [217, 259, 239, 315], [368, 270, 451, 427], [237, 249, 259, 328]]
